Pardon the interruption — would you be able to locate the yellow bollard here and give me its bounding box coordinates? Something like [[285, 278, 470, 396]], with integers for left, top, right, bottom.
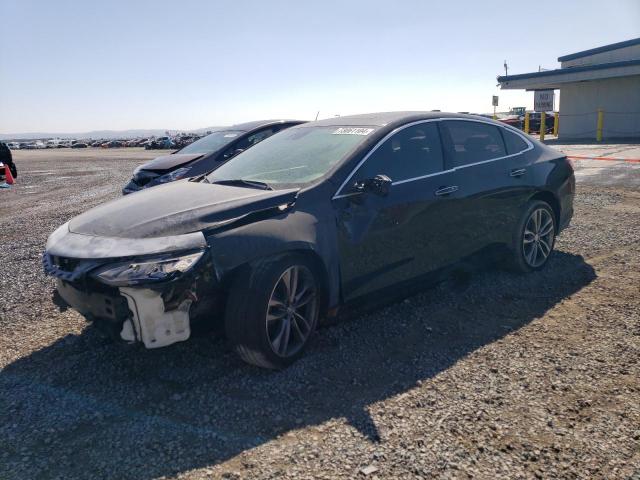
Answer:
[[596, 109, 603, 142], [553, 112, 559, 136], [524, 112, 530, 134], [540, 112, 546, 142]]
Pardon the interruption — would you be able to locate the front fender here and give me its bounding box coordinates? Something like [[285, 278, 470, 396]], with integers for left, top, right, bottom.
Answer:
[[206, 209, 341, 307]]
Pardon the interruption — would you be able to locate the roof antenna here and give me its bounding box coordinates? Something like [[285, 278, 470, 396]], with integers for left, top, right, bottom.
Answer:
[[504, 60, 508, 77], [315, 111, 320, 121]]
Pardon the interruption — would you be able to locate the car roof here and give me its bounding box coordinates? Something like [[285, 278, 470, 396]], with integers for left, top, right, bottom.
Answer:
[[222, 119, 307, 133], [301, 111, 499, 128]]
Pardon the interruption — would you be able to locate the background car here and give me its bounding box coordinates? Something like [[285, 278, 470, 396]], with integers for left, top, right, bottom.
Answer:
[[526, 112, 555, 134], [24, 141, 46, 149], [122, 119, 305, 194], [497, 115, 522, 129], [44, 112, 574, 369], [172, 135, 200, 149], [497, 111, 555, 134], [144, 136, 174, 150], [71, 142, 88, 148], [101, 140, 125, 148]]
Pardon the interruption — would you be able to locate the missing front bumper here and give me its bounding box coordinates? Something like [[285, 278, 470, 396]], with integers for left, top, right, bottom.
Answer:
[[55, 279, 195, 349], [119, 287, 191, 348]]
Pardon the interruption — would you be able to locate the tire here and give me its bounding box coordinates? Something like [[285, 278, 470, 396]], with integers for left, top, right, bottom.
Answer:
[[225, 254, 321, 369], [506, 200, 556, 273]]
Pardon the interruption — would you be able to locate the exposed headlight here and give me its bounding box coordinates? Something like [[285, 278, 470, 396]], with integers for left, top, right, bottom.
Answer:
[[156, 167, 191, 184], [91, 250, 204, 286]]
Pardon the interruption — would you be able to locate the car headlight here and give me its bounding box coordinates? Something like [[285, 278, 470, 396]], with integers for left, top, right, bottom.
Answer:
[[156, 167, 191, 184], [91, 250, 204, 286]]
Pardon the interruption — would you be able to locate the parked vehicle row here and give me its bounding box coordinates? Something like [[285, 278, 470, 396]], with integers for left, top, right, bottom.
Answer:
[[43, 112, 575, 369], [4, 134, 203, 150], [10, 141, 47, 149]]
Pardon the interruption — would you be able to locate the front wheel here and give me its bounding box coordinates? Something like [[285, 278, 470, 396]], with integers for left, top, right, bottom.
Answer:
[[506, 200, 556, 273], [225, 254, 320, 369]]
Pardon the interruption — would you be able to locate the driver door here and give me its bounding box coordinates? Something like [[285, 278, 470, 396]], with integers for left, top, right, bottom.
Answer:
[[332, 122, 461, 301]]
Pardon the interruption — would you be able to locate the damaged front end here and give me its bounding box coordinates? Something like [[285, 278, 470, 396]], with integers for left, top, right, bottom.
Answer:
[[43, 227, 223, 349]]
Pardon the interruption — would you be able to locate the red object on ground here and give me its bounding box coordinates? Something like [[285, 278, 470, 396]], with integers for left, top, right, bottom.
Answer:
[[567, 155, 640, 164], [5, 164, 15, 184]]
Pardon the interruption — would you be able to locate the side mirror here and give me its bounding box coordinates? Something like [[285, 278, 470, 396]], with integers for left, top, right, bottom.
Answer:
[[354, 174, 392, 197]]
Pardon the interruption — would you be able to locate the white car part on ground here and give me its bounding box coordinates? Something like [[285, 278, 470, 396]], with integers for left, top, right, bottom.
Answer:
[[119, 287, 191, 348]]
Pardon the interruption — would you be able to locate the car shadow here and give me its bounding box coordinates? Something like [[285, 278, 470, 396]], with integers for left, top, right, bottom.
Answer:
[[0, 251, 596, 479]]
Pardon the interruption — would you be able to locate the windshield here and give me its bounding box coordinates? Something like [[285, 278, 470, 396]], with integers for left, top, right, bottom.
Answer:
[[178, 130, 243, 154], [207, 126, 376, 188]]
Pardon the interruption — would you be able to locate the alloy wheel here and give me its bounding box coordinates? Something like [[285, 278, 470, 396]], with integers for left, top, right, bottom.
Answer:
[[266, 265, 317, 357], [522, 207, 555, 268]]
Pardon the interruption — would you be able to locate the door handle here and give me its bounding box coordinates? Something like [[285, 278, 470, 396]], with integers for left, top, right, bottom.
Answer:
[[510, 168, 527, 177], [434, 185, 459, 196]]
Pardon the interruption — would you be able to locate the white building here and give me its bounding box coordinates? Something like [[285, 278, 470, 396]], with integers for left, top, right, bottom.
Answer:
[[498, 38, 640, 140]]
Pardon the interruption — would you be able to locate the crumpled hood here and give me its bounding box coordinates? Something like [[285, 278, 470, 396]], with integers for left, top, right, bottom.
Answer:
[[139, 153, 204, 171], [69, 180, 299, 238]]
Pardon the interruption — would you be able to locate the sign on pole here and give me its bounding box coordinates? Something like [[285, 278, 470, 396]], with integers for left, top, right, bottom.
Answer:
[[492, 96, 499, 107], [534, 90, 554, 112]]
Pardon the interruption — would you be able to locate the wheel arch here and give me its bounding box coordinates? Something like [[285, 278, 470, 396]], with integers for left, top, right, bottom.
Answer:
[[529, 190, 561, 228], [218, 247, 333, 318]]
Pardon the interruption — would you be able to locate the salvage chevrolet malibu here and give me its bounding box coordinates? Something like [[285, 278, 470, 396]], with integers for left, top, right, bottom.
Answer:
[[122, 120, 305, 194], [44, 112, 574, 369]]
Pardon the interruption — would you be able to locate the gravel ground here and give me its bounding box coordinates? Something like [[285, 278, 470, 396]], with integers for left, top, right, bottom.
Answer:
[[1, 148, 639, 480]]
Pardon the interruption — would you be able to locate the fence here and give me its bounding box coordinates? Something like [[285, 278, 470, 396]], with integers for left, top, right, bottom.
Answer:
[[500, 110, 640, 142]]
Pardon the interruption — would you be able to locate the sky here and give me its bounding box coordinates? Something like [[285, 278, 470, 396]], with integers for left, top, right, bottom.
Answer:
[[1, 0, 639, 134]]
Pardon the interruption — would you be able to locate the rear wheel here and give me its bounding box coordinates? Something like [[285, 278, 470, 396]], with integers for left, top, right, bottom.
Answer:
[[507, 200, 556, 273], [225, 254, 320, 369]]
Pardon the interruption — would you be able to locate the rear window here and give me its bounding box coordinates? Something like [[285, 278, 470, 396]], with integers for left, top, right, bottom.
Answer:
[[502, 129, 529, 155], [442, 121, 506, 167]]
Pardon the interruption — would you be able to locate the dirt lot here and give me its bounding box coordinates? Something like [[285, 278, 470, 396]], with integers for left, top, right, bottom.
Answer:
[[1, 147, 639, 479]]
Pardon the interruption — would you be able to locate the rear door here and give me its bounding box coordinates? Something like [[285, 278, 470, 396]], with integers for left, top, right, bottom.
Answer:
[[333, 121, 463, 301], [439, 119, 534, 250]]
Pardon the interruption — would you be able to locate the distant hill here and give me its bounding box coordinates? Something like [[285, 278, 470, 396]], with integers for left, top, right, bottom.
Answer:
[[0, 127, 225, 141]]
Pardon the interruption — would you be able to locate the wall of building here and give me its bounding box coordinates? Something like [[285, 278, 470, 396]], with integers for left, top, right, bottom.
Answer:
[[558, 76, 640, 139]]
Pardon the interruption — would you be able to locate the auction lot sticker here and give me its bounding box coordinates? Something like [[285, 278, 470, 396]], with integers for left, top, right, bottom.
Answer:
[[332, 127, 374, 135]]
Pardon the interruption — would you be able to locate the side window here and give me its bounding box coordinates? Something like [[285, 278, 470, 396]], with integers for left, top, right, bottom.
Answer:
[[239, 128, 275, 149], [501, 128, 529, 155], [352, 123, 443, 185], [271, 123, 292, 134], [442, 121, 506, 167], [221, 128, 275, 159]]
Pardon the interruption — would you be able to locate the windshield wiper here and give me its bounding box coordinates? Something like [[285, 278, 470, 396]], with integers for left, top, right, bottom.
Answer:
[[212, 179, 273, 190]]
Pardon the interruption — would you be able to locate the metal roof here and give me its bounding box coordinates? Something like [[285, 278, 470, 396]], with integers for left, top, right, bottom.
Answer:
[[306, 111, 483, 127], [222, 119, 306, 132], [557, 37, 640, 62], [497, 59, 640, 84]]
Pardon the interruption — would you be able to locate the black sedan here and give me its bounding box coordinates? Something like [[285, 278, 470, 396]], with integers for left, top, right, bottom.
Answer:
[[122, 120, 305, 194], [44, 112, 574, 369]]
